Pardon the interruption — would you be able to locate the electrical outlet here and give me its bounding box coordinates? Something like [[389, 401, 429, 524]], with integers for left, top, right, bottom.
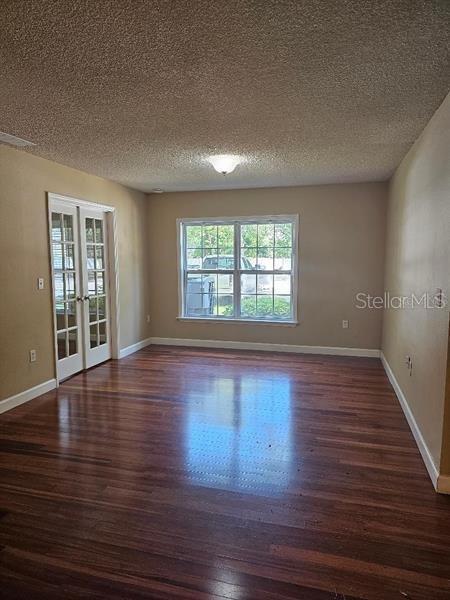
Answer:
[[342, 320, 349, 329], [29, 349, 37, 363], [37, 277, 44, 290]]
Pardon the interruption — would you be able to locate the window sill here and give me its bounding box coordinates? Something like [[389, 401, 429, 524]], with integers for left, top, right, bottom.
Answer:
[[177, 317, 298, 327]]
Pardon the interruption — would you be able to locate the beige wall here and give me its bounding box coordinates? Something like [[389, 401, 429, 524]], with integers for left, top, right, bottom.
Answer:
[[0, 145, 151, 401], [382, 93, 450, 471], [148, 183, 387, 349]]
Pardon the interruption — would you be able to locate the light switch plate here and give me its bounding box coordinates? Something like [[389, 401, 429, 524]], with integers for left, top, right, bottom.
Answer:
[[37, 277, 44, 290]]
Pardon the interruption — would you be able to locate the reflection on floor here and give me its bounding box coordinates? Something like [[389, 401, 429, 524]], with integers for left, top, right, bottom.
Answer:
[[186, 374, 291, 492], [1, 345, 450, 600]]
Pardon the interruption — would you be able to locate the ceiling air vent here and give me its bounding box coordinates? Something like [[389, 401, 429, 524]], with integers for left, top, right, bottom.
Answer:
[[0, 131, 36, 147]]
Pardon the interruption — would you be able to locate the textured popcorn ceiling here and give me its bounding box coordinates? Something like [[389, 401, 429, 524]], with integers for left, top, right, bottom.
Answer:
[[0, 1, 449, 193]]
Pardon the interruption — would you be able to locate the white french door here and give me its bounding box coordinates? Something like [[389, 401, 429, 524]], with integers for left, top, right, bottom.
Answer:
[[79, 207, 111, 368], [49, 199, 112, 381]]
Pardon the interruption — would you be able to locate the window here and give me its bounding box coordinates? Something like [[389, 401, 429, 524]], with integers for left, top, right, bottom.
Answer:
[[178, 215, 298, 323]]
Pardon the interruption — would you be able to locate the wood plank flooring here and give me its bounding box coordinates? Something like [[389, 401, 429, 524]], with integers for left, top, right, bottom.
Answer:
[[1, 345, 449, 599]]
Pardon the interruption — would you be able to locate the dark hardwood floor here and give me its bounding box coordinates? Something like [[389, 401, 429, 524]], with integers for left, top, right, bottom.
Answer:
[[1, 346, 449, 599]]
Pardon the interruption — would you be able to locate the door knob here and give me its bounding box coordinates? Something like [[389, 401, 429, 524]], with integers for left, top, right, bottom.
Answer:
[[76, 296, 83, 302], [83, 295, 90, 301]]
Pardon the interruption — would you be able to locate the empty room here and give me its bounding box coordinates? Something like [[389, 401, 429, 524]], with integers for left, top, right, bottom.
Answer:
[[1, 1, 449, 598]]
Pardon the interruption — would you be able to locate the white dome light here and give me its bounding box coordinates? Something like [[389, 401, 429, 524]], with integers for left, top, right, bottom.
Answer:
[[208, 154, 242, 175]]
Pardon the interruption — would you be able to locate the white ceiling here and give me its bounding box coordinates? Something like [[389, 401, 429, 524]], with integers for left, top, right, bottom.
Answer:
[[0, 0, 449, 192]]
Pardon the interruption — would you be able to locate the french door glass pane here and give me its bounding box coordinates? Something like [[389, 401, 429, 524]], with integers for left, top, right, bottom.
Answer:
[[98, 296, 106, 320], [54, 273, 64, 300], [52, 213, 63, 241], [95, 219, 103, 243], [85, 218, 94, 242], [67, 302, 77, 327], [89, 297, 97, 322], [52, 243, 63, 269], [56, 302, 65, 330], [99, 321, 107, 345], [57, 331, 67, 359], [63, 215, 73, 241], [68, 330, 77, 355], [87, 245, 95, 269], [65, 272, 76, 299], [96, 272, 104, 293], [96, 246, 104, 268], [64, 244, 74, 269], [90, 324, 98, 348]]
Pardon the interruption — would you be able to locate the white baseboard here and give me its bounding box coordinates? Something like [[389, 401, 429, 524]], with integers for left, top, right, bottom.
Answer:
[[119, 337, 152, 359], [0, 379, 57, 415], [380, 352, 441, 491], [149, 337, 380, 358]]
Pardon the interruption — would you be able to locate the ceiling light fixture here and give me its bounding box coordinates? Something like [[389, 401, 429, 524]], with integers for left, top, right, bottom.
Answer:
[[151, 188, 164, 193], [207, 154, 242, 175]]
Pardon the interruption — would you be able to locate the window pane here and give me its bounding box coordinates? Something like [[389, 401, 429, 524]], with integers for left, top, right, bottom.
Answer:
[[257, 247, 274, 270], [202, 248, 218, 268], [67, 301, 76, 328], [185, 294, 213, 316], [274, 246, 291, 271], [186, 225, 202, 248], [63, 214, 73, 241], [216, 249, 234, 270], [218, 273, 233, 293], [217, 294, 233, 317], [187, 273, 204, 294], [256, 296, 274, 317], [241, 224, 257, 247], [275, 223, 292, 246], [240, 295, 256, 317], [241, 274, 256, 294], [257, 274, 273, 294], [51, 213, 62, 241], [217, 225, 233, 248], [241, 247, 257, 269], [202, 225, 217, 247], [274, 274, 291, 295], [186, 248, 202, 269], [274, 295, 292, 318], [258, 223, 274, 247]]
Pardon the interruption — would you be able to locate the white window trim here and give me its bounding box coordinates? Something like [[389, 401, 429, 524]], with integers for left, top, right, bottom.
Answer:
[[177, 214, 299, 325]]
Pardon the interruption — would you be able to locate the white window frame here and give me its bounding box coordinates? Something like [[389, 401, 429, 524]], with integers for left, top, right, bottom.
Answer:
[[177, 214, 299, 325]]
